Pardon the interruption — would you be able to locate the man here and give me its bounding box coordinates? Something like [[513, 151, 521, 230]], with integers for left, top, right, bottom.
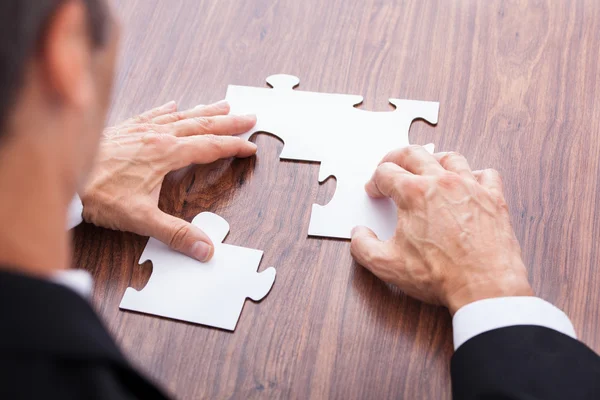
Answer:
[[0, 0, 598, 399]]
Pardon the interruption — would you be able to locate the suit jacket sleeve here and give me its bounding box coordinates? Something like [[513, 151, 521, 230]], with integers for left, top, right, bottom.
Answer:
[[451, 325, 600, 399]]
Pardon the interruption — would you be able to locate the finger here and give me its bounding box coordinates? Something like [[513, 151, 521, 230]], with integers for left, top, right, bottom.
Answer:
[[380, 145, 446, 176], [123, 101, 177, 125], [365, 162, 424, 209], [434, 152, 476, 181], [475, 168, 504, 196], [350, 226, 388, 273], [366, 162, 410, 198], [152, 100, 231, 125], [170, 135, 257, 170], [145, 210, 215, 262], [169, 114, 257, 137]]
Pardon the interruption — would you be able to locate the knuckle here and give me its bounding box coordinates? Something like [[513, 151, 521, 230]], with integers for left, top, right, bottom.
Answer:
[[486, 168, 501, 180], [399, 177, 426, 198], [143, 133, 176, 151], [378, 161, 398, 174], [142, 133, 161, 145], [352, 241, 381, 266], [194, 116, 215, 132], [168, 223, 190, 250], [494, 193, 509, 212], [440, 152, 468, 171], [169, 111, 185, 122], [137, 123, 159, 133], [406, 144, 422, 152], [231, 115, 244, 125], [402, 145, 420, 158], [382, 146, 421, 166], [440, 151, 462, 164], [375, 164, 398, 185], [133, 114, 150, 124], [485, 168, 505, 192], [398, 145, 425, 164], [204, 134, 225, 148], [361, 251, 380, 267], [437, 171, 463, 188]]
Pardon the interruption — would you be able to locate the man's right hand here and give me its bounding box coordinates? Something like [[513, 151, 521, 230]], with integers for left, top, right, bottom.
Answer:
[[350, 146, 533, 315], [81, 100, 256, 263]]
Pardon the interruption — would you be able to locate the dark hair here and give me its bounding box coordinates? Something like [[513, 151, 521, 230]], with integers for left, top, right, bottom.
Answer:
[[0, 0, 108, 139]]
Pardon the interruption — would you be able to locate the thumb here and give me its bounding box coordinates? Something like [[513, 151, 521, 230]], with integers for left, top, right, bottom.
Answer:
[[147, 210, 214, 262], [350, 226, 387, 271]]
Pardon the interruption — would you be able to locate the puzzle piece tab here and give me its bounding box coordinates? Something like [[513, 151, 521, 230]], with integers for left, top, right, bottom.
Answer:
[[119, 212, 276, 331], [226, 75, 439, 240]]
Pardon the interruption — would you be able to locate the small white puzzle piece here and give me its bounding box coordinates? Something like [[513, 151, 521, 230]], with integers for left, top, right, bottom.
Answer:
[[226, 75, 439, 240], [119, 212, 276, 331]]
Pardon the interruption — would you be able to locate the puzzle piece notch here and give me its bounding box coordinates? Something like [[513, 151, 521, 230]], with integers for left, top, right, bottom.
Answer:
[[315, 143, 436, 184], [309, 144, 436, 240], [388, 98, 439, 126], [120, 212, 276, 331], [266, 74, 300, 90], [228, 74, 364, 159], [262, 75, 440, 124], [225, 75, 439, 240]]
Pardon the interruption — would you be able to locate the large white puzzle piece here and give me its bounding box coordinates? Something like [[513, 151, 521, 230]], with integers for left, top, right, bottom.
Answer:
[[225, 75, 439, 240], [119, 212, 276, 331]]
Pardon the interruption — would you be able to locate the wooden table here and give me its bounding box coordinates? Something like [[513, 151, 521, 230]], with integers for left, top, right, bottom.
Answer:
[[73, 0, 600, 398]]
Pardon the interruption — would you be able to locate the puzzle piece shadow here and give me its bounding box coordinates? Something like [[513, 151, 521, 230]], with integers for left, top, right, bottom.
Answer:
[[227, 74, 439, 239], [129, 133, 333, 293], [121, 212, 276, 330]]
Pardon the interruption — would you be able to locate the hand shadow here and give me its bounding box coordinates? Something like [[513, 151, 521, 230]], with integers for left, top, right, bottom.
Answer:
[[350, 259, 454, 363], [132, 133, 281, 291]]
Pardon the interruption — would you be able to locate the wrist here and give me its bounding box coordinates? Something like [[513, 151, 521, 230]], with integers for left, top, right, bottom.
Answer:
[[446, 271, 534, 316]]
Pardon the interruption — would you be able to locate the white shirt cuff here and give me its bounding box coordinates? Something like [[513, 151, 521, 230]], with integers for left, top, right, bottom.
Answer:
[[452, 296, 577, 350], [67, 194, 84, 230], [51, 269, 94, 299]]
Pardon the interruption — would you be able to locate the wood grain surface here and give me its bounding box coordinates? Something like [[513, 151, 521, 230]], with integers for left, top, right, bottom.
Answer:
[[72, 0, 600, 398]]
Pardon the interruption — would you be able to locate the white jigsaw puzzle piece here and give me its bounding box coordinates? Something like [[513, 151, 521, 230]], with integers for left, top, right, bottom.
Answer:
[[226, 75, 439, 240], [119, 212, 276, 331]]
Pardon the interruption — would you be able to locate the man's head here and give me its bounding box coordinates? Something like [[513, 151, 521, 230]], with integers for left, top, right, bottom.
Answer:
[[0, 0, 118, 192]]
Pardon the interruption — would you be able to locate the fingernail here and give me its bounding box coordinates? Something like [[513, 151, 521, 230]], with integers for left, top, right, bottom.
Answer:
[[194, 104, 205, 110], [351, 227, 359, 236], [164, 100, 177, 108], [191, 241, 213, 262], [215, 100, 229, 107]]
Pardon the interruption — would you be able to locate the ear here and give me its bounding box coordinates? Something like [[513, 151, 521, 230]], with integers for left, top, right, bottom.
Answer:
[[42, 0, 94, 109]]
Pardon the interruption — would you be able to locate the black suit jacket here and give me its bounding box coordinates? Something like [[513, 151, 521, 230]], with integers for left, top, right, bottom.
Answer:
[[0, 270, 169, 399], [452, 324, 600, 399], [2, 269, 600, 399]]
